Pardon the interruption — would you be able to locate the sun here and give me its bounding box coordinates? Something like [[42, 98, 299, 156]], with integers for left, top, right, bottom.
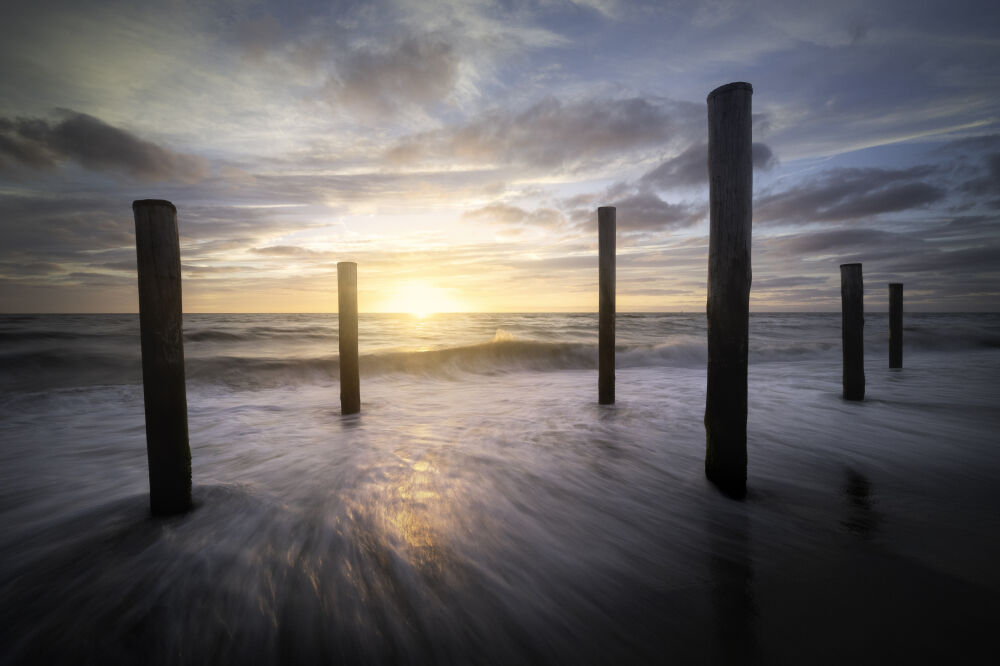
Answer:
[[379, 281, 461, 317]]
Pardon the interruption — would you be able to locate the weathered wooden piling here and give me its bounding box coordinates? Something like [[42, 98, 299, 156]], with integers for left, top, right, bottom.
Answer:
[[841, 263, 865, 400], [133, 199, 192, 515], [705, 82, 753, 499], [338, 261, 360, 414], [889, 283, 903, 369], [598, 206, 616, 405]]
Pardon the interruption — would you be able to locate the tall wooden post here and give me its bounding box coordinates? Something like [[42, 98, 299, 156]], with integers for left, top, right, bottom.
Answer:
[[889, 283, 903, 369], [133, 199, 192, 515], [705, 82, 753, 499], [598, 206, 616, 405], [841, 263, 865, 400], [338, 261, 360, 414]]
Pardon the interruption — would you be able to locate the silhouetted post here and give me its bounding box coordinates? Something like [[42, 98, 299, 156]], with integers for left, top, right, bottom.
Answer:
[[841, 263, 865, 400], [338, 262, 360, 414], [598, 206, 616, 405], [705, 82, 753, 499], [133, 199, 191, 515], [889, 283, 903, 369]]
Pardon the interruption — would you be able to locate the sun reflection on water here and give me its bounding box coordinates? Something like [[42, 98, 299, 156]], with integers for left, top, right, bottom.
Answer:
[[375, 449, 456, 576]]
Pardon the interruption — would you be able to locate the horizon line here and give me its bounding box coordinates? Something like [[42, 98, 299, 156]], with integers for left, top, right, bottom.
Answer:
[[3, 310, 998, 316]]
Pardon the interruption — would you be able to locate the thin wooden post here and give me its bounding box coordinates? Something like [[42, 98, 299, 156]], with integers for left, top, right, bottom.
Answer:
[[338, 261, 360, 414], [841, 263, 865, 400], [705, 82, 753, 499], [133, 199, 191, 515], [598, 206, 616, 405], [889, 283, 903, 369]]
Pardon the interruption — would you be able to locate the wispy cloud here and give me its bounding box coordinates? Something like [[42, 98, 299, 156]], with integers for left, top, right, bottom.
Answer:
[[755, 166, 945, 224], [321, 36, 460, 118], [385, 96, 698, 172]]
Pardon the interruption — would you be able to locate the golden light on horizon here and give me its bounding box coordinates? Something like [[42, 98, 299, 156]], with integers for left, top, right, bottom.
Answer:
[[376, 281, 466, 316]]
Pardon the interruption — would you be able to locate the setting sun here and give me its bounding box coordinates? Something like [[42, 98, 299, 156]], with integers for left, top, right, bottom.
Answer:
[[376, 281, 464, 317]]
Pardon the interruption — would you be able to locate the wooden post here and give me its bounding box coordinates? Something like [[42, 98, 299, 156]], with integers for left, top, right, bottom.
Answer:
[[338, 261, 360, 414], [598, 206, 616, 405], [705, 82, 753, 499], [841, 263, 865, 400], [889, 283, 903, 369], [133, 199, 191, 515]]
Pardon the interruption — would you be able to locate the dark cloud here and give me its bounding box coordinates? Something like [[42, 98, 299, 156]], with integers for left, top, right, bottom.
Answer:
[[755, 166, 945, 224], [0, 120, 57, 169], [767, 228, 910, 255], [607, 192, 703, 232], [0, 196, 132, 262], [0, 111, 207, 182], [751, 222, 1000, 308], [640, 141, 776, 189], [960, 152, 1000, 198], [324, 36, 459, 117], [752, 143, 777, 171], [385, 96, 696, 171], [886, 244, 1000, 275]]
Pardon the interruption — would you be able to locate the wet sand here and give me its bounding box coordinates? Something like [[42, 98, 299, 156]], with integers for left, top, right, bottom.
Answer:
[[2, 478, 997, 665]]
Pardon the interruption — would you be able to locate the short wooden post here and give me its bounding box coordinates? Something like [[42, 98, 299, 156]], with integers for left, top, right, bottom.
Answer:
[[338, 262, 360, 414], [841, 263, 865, 400], [598, 206, 616, 405], [889, 283, 903, 369], [133, 199, 192, 515], [705, 82, 753, 499]]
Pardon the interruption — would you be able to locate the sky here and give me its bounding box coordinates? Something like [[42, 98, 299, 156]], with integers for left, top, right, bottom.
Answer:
[[0, 0, 998, 313]]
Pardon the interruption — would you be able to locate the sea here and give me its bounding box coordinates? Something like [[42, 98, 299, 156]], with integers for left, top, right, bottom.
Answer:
[[2, 312, 1000, 664]]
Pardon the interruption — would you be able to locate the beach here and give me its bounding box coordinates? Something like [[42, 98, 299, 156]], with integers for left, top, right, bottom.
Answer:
[[2, 312, 999, 663]]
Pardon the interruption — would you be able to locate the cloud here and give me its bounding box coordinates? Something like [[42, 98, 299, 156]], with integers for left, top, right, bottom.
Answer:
[[0, 196, 133, 262], [641, 141, 776, 189], [609, 192, 703, 231], [752, 275, 829, 289], [235, 16, 284, 62], [0, 119, 57, 169], [385, 96, 696, 171], [960, 152, 1000, 198], [755, 166, 945, 224], [0, 111, 207, 182], [463, 203, 566, 230], [767, 228, 911, 255], [249, 245, 325, 257], [323, 36, 459, 118]]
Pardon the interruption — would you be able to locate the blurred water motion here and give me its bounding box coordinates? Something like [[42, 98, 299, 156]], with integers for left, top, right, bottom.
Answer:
[[2, 313, 1000, 663]]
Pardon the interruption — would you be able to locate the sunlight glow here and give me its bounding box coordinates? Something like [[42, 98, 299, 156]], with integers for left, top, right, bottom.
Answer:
[[377, 281, 464, 316]]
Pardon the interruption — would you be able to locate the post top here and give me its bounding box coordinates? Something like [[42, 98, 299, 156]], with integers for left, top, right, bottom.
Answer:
[[597, 205, 616, 212], [840, 262, 863, 268], [337, 261, 357, 268], [707, 82, 753, 101], [132, 199, 176, 211], [888, 282, 903, 286]]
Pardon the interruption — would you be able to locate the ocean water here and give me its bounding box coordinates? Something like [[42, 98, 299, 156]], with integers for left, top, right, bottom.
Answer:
[[2, 312, 1000, 664]]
